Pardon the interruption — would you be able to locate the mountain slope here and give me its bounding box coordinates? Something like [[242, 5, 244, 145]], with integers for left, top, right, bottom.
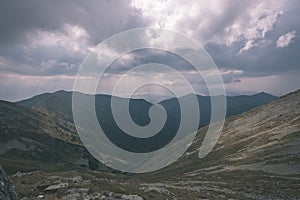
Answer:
[[160, 92, 277, 127], [0, 100, 105, 173], [17, 90, 74, 122], [16, 90, 277, 154], [18, 90, 155, 125], [18, 90, 277, 129], [155, 90, 299, 176], [2, 90, 298, 199], [139, 90, 300, 199]]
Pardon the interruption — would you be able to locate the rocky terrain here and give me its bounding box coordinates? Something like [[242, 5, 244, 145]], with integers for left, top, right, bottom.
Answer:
[[0, 90, 299, 199], [0, 165, 18, 200], [141, 90, 300, 199], [0, 100, 106, 174]]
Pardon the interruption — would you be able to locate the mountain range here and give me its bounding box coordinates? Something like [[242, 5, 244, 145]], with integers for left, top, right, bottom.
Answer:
[[16, 90, 277, 153], [1, 90, 299, 199]]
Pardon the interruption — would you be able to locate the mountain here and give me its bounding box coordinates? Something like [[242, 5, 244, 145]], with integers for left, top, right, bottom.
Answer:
[[1, 90, 298, 199], [226, 92, 278, 116], [18, 91, 176, 153], [140, 89, 300, 199], [158, 91, 277, 127], [18, 90, 154, 124], [0, 100, 105, 173], [160, 90, 300, 175], [16, 90, 277, 153], [18, 90, 277, 128], [17, 90, 74, 122]]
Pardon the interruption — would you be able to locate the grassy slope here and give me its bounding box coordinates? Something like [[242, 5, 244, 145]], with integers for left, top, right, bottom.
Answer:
[[0, 100, 107, 174], [1, 90, 299, 199]]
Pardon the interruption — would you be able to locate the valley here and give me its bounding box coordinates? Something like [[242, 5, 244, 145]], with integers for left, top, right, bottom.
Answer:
[[0, 90, 299, 199]]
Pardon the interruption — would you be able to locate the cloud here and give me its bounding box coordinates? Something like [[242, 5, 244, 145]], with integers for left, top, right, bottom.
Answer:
[[237, 1, 283, 53], [0, 0, 147, 45], [276, 31, 296, 48], [0, 72, 76, 101], [131, 0, 286, 52], [132, 0, 250, 44], [29, 24, 91, 53], [0, 0, 148, 76], [0, 0, 299, 100], [225, 70, 300, 96]]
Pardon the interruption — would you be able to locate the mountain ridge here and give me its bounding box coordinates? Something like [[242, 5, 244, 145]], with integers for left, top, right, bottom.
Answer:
[[0, 90, 299, 199], [17, 90, 277, 126], [16, 89, 277, 104]]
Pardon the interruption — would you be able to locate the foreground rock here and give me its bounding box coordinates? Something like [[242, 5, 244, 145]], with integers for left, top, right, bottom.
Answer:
[[0, 165, 18, 200]]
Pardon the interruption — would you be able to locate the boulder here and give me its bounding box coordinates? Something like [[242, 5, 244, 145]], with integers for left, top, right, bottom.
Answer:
[[0, 165, 18, 200]]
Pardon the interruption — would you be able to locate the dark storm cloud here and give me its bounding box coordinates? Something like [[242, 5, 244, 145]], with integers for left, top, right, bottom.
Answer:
[[205, 36, 300, 76], [0, 0, 148, 76], [0, 0, 147, 45], [0, 0, 299, 100], [1, 0, 299, 77]]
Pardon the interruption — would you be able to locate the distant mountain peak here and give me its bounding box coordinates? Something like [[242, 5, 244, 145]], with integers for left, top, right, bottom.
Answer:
[[255, 91, 275, 96]]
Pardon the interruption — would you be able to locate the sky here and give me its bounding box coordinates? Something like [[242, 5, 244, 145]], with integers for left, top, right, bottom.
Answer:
[[0, 0, 300, 101]]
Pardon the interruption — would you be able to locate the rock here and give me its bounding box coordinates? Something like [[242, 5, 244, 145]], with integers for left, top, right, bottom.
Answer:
[[102, 191, 143, 200], [65, 176, 90, 185], [0, 165, 18, 200], [44, 182, 68, 192], [61, 188, 90, 200], [13, 171, 33, 178], [37, 194, 44, 199], [143, 186, 170, 195], [68, 176, 83, 183], [120, 194, 143, 200]]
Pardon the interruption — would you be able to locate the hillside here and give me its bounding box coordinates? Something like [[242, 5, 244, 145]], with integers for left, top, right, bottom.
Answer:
[[0, 100, 105, 173], [18, 90, 277, 128], [160, 92, 277, 127], [0, 90, 298, 199], [16, 90, 277, 154], [139, 89, 300, 199]]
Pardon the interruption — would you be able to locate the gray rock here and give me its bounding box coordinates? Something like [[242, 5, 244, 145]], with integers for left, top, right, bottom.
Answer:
[[13, 171, 33, 178], [44, 182, 68, 191], [0, 165, 18, 200]]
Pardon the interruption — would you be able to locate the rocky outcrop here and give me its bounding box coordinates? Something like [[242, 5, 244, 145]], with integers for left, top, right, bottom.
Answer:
[[0, 165, 18, 200]]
